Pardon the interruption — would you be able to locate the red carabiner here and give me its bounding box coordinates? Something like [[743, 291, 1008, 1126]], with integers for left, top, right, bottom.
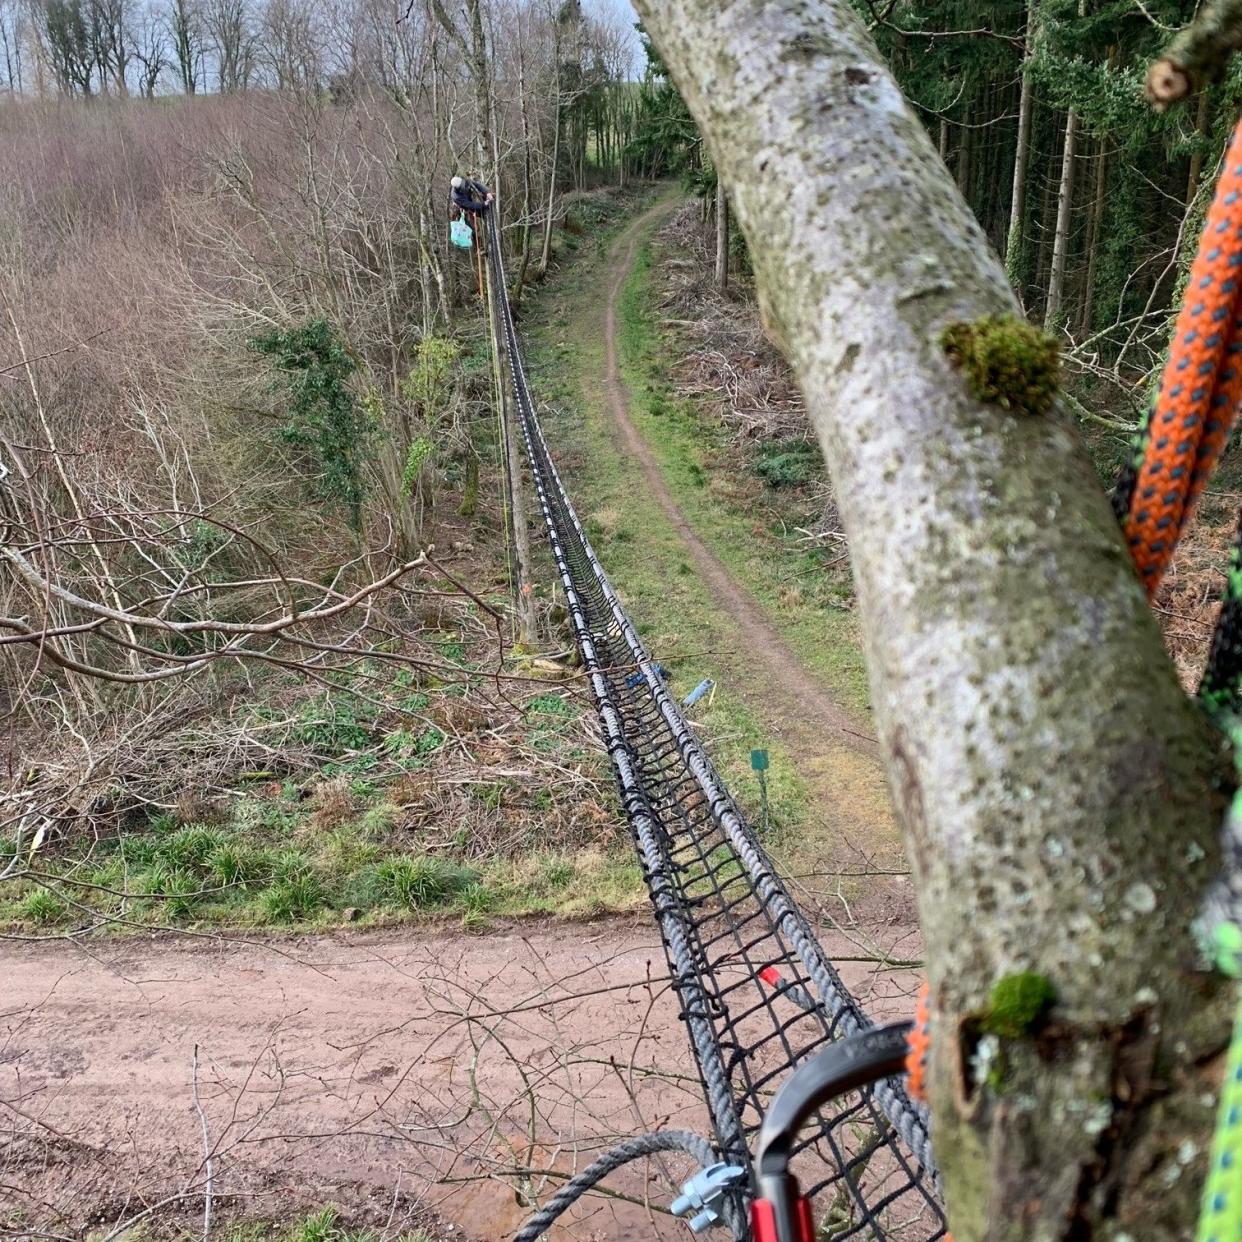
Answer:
[[750, 1193, 816, 1242], [751, 1023, 913, 1242]]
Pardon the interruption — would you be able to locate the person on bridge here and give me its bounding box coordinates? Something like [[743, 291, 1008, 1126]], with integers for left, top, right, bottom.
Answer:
[[450, 177, 491, 300], [451, 176, 492, 215]]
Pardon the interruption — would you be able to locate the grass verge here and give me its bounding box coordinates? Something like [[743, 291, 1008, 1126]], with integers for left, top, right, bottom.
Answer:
[[188, 1206, 434, 1242], [614, 239, 871, 717], [1, 660, 639, 933]]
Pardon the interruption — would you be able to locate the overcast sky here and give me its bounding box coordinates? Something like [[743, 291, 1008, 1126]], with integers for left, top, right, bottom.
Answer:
[[589, 0, 639, 21], [584, 0, 643, 75]]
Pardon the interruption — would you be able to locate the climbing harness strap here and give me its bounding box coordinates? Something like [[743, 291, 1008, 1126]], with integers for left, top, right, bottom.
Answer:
[[1196, 918, 1242, 1242]]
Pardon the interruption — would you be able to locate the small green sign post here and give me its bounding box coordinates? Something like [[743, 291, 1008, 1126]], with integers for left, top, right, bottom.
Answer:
[[751, 749, 769, 834]]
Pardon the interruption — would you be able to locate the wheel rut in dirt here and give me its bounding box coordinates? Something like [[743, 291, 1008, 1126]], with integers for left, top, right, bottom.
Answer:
[[601, 204, 875, 759]]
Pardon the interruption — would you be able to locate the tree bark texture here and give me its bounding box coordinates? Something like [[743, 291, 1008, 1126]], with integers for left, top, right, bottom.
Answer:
[[539, 109, 560, 277], [1079, 135, 1108, 334], [716, 178, 729, 292], [482, 217, 538, 647], [630, 0, 1231, 1237], [1045, 107, 1078, 330], [1004, 24, 1033, 288]]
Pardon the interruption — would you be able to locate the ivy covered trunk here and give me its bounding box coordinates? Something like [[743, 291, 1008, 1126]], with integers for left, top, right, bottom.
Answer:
[[631, 0, 1233, 1235], [1005, 3, 1035, 290]]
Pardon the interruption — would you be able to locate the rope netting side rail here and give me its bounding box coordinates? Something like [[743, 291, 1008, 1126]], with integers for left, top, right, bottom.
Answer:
[[483, 218, 946, 1240]]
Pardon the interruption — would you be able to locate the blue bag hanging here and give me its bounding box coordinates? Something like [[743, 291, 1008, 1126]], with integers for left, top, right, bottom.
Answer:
[[451, 217, 473, 249]]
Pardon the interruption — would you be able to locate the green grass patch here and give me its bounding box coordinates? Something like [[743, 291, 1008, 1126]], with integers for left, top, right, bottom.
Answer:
[[21, 888, 66, 925], [215, 1205, 435, 1242], [610, 236, 870, 718], [483, 848, 646, 918], [0, 693, 632, 933], [367, 855, 477, 909], [0, 770, 631, 933], [752, 439, 822, 489]]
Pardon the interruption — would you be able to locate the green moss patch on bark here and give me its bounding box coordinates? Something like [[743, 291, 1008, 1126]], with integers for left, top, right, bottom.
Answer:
[[941, 315, 1060, 416], [983, 971, 1057, 1038]]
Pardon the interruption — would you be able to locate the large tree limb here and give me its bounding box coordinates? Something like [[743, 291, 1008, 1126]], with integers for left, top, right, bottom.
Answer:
[[1, 545, 426, 637], [631, 0, 1232, 1235]]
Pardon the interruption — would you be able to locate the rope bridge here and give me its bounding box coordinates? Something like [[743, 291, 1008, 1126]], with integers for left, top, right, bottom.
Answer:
[[482, 218, 946, 1239]]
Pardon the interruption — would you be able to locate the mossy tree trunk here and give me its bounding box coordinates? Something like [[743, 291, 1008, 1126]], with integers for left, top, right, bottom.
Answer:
[[1005, 3, 1035, 293], [1044, 106, 1078, 330], [631, 0, 1233, 1236], [1187, 88, 1212, 208], [1079, 133, 1109, 334]]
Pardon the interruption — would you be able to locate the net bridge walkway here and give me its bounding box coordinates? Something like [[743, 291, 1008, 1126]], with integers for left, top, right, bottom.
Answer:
[[483, 217, 946, 1242]]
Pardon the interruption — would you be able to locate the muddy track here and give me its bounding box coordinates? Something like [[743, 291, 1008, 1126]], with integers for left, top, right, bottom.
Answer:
[[0, 922, 698, 1240], [0, 921, 917, 1240], [588, 204, 911, 917]]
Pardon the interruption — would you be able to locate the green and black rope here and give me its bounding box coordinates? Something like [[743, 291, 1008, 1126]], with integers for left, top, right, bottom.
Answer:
[[1200, 515, 1242, 720], [1108, 407, 1150, 526]]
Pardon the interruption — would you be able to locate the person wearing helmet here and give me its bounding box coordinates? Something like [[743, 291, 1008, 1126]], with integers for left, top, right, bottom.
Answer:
[[451, 175, 493, 215]]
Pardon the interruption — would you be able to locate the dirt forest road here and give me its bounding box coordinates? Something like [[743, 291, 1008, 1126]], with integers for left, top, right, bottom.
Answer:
[[601, 203, 871, 758], [592, 203, 909, 918], [0, 921, 917, 1240], [1, 922, 695, 1240]]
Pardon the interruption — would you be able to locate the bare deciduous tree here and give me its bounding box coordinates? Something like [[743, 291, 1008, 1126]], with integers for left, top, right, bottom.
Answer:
[[167, 0, 200, 92], [202, 0, 252, 91], [130, 1, 164, 94]]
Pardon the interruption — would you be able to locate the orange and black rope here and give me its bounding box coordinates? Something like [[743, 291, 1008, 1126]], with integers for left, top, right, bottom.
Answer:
[[1116, 119, 1242, 597], [905, 980, 931, 1105]]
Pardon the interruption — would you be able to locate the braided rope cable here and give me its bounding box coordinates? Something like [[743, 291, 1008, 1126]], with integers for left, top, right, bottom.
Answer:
[[511, 1130, 730, 1242], [1123, 119, 1242, 594], [486, 222, 752, 1192]]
